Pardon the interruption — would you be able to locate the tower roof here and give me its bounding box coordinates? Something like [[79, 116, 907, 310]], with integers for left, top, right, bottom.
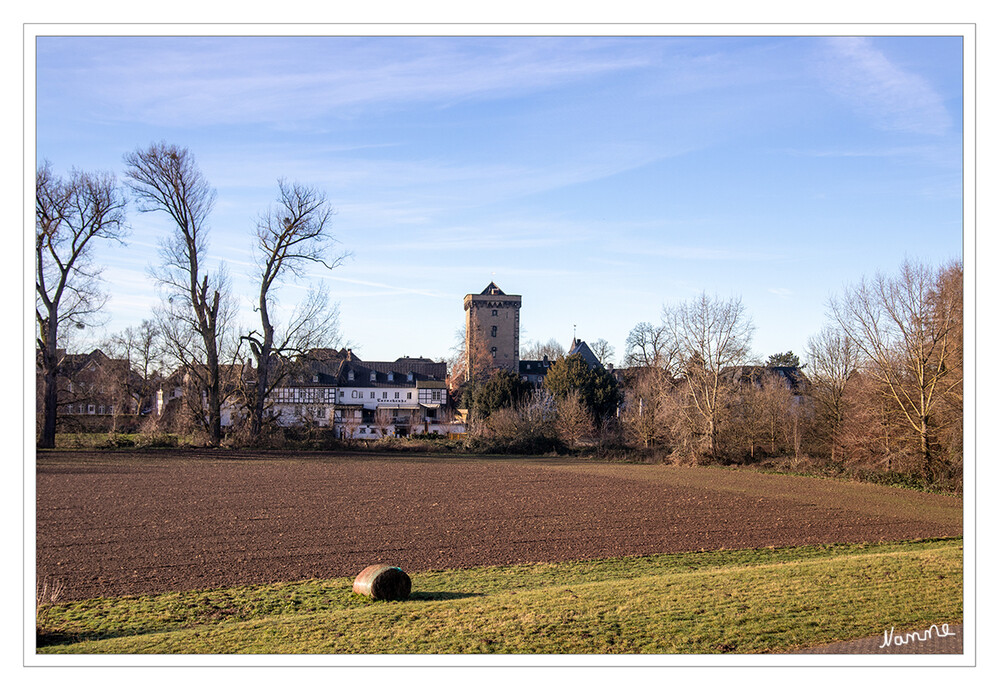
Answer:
[[569, 338, 602, 369], [480, 282, 505, 295]]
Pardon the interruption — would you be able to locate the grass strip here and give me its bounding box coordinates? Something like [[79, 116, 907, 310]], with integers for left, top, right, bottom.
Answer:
[[37, 538, 962, 654]]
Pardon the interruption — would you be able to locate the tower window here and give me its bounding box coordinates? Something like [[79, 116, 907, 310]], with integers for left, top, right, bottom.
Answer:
[[491, 325, 497, 337], [491, 347, 497, 358], [492, 309, 498, 316]]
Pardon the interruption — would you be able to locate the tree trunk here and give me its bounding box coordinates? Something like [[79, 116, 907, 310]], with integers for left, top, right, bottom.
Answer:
[[37, 318, 58, 449], [205, 347, 222, 446], [39, 357, 58, 448], [250, 344, 271, 442], [920, 417, 933, 482], [250, 283, 276, 443]]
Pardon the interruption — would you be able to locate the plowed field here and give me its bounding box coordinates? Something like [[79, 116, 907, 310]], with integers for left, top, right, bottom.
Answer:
[[35, 451, 962, 601]]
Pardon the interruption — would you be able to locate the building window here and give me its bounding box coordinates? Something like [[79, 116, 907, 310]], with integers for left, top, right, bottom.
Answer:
[[491, 347, 497, 358], [98, 405, 105, 415], [491, 325, 497, 337], [394, 392, 400, 399], [407, 392, 412, 399], [492, 309, 498, 316], [432, 391, 441, 401], [87, 404, 95, 415], [370, 392, 375, 398]]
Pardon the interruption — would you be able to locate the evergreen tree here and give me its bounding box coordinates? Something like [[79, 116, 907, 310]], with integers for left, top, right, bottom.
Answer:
[[543, 354, 621, 421], [766, 351, 803, 368], [466, 369, 532, 420]]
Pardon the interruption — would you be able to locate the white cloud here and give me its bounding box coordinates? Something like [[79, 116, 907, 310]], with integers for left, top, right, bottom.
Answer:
[[40, 37, 651, 129], [613, 244, 783, 262], [818, 37, 951, 136]]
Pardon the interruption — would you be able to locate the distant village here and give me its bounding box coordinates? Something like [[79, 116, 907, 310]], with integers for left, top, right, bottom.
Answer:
[[42, 281, 804, 441]]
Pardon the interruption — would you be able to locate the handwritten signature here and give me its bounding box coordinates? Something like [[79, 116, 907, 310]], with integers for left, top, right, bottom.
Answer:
[[879, 623, 957, 649]]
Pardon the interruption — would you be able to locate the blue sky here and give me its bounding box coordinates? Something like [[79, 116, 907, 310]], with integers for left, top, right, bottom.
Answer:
[[33, 34, 965, 366]]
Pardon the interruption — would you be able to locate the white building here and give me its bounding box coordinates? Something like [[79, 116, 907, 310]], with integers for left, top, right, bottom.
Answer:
[[224, 349, 455, 438]]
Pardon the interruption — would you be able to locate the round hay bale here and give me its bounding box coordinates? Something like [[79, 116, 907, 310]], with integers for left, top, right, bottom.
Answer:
[[352, 564, 411, 601]]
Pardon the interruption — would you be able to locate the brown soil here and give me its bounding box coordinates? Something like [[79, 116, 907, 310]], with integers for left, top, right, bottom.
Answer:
[[35, 451, 963, 602]]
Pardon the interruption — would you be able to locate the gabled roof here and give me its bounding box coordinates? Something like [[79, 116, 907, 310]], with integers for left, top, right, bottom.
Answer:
[[58, 349, 133, 378], [568, 338, 602, 369], [335, 360, 445, 387], [365, 357, 448, 380], [480, 282, 505, 295], [273, 351, 448, 387], [305, 347, 359, 362]]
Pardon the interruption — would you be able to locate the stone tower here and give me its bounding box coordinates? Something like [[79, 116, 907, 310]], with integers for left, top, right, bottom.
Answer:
[[464, 282, 521, 379]]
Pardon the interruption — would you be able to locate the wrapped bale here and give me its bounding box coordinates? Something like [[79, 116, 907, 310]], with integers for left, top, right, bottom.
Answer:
[[352, 564, 412, 601]]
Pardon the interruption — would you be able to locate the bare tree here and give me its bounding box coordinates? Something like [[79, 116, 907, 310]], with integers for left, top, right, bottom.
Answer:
[[661, 293, 754, 461], [756, 371, 794, 456], [520, 337, 566, 361], [455, 325, 497, 386], [87, 353, 136, 433], [242, 180, 347, 442], [620, 369, 669, 449], [555, 390, 595, 447], [124, 143, 229, 445], [35, 163, 127, 447], [338, 407, 362, 442], [105, 319, 166, 417], [589, 338, 616, 368], [374, 407, 394, 438], [446, 327, 468, 393], [830, 260, 961, 480], [806, 325, 859, 462], [623, 321, 681, 374], [838, 370, 910, 472], [932, 261, 964, 475]]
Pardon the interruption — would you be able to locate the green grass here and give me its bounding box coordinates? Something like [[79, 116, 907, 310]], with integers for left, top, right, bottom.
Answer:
[[36, 538, 962, 655]]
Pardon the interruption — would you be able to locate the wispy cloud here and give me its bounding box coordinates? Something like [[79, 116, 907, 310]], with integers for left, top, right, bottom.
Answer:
[[782, 144, 948, 160], [817, 37, 951, 136], [323, 275, 449, 299], [38, 37, 650, 129], [612, 244, 784, 262]]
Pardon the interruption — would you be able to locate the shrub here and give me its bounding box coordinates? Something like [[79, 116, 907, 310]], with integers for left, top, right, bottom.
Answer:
[[98, 433, 137, 449], [134, 432, 180, 449]]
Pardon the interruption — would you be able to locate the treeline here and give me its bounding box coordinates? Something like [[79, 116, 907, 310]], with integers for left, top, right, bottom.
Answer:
[[36, 143, 347, 448], [458, 259, 963, 490], [37, 146, 963, 489]]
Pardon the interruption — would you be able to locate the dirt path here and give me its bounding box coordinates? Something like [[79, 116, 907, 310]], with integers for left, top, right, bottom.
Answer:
[[35, 452, 963, 601], [792, 624, 963, 655]]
